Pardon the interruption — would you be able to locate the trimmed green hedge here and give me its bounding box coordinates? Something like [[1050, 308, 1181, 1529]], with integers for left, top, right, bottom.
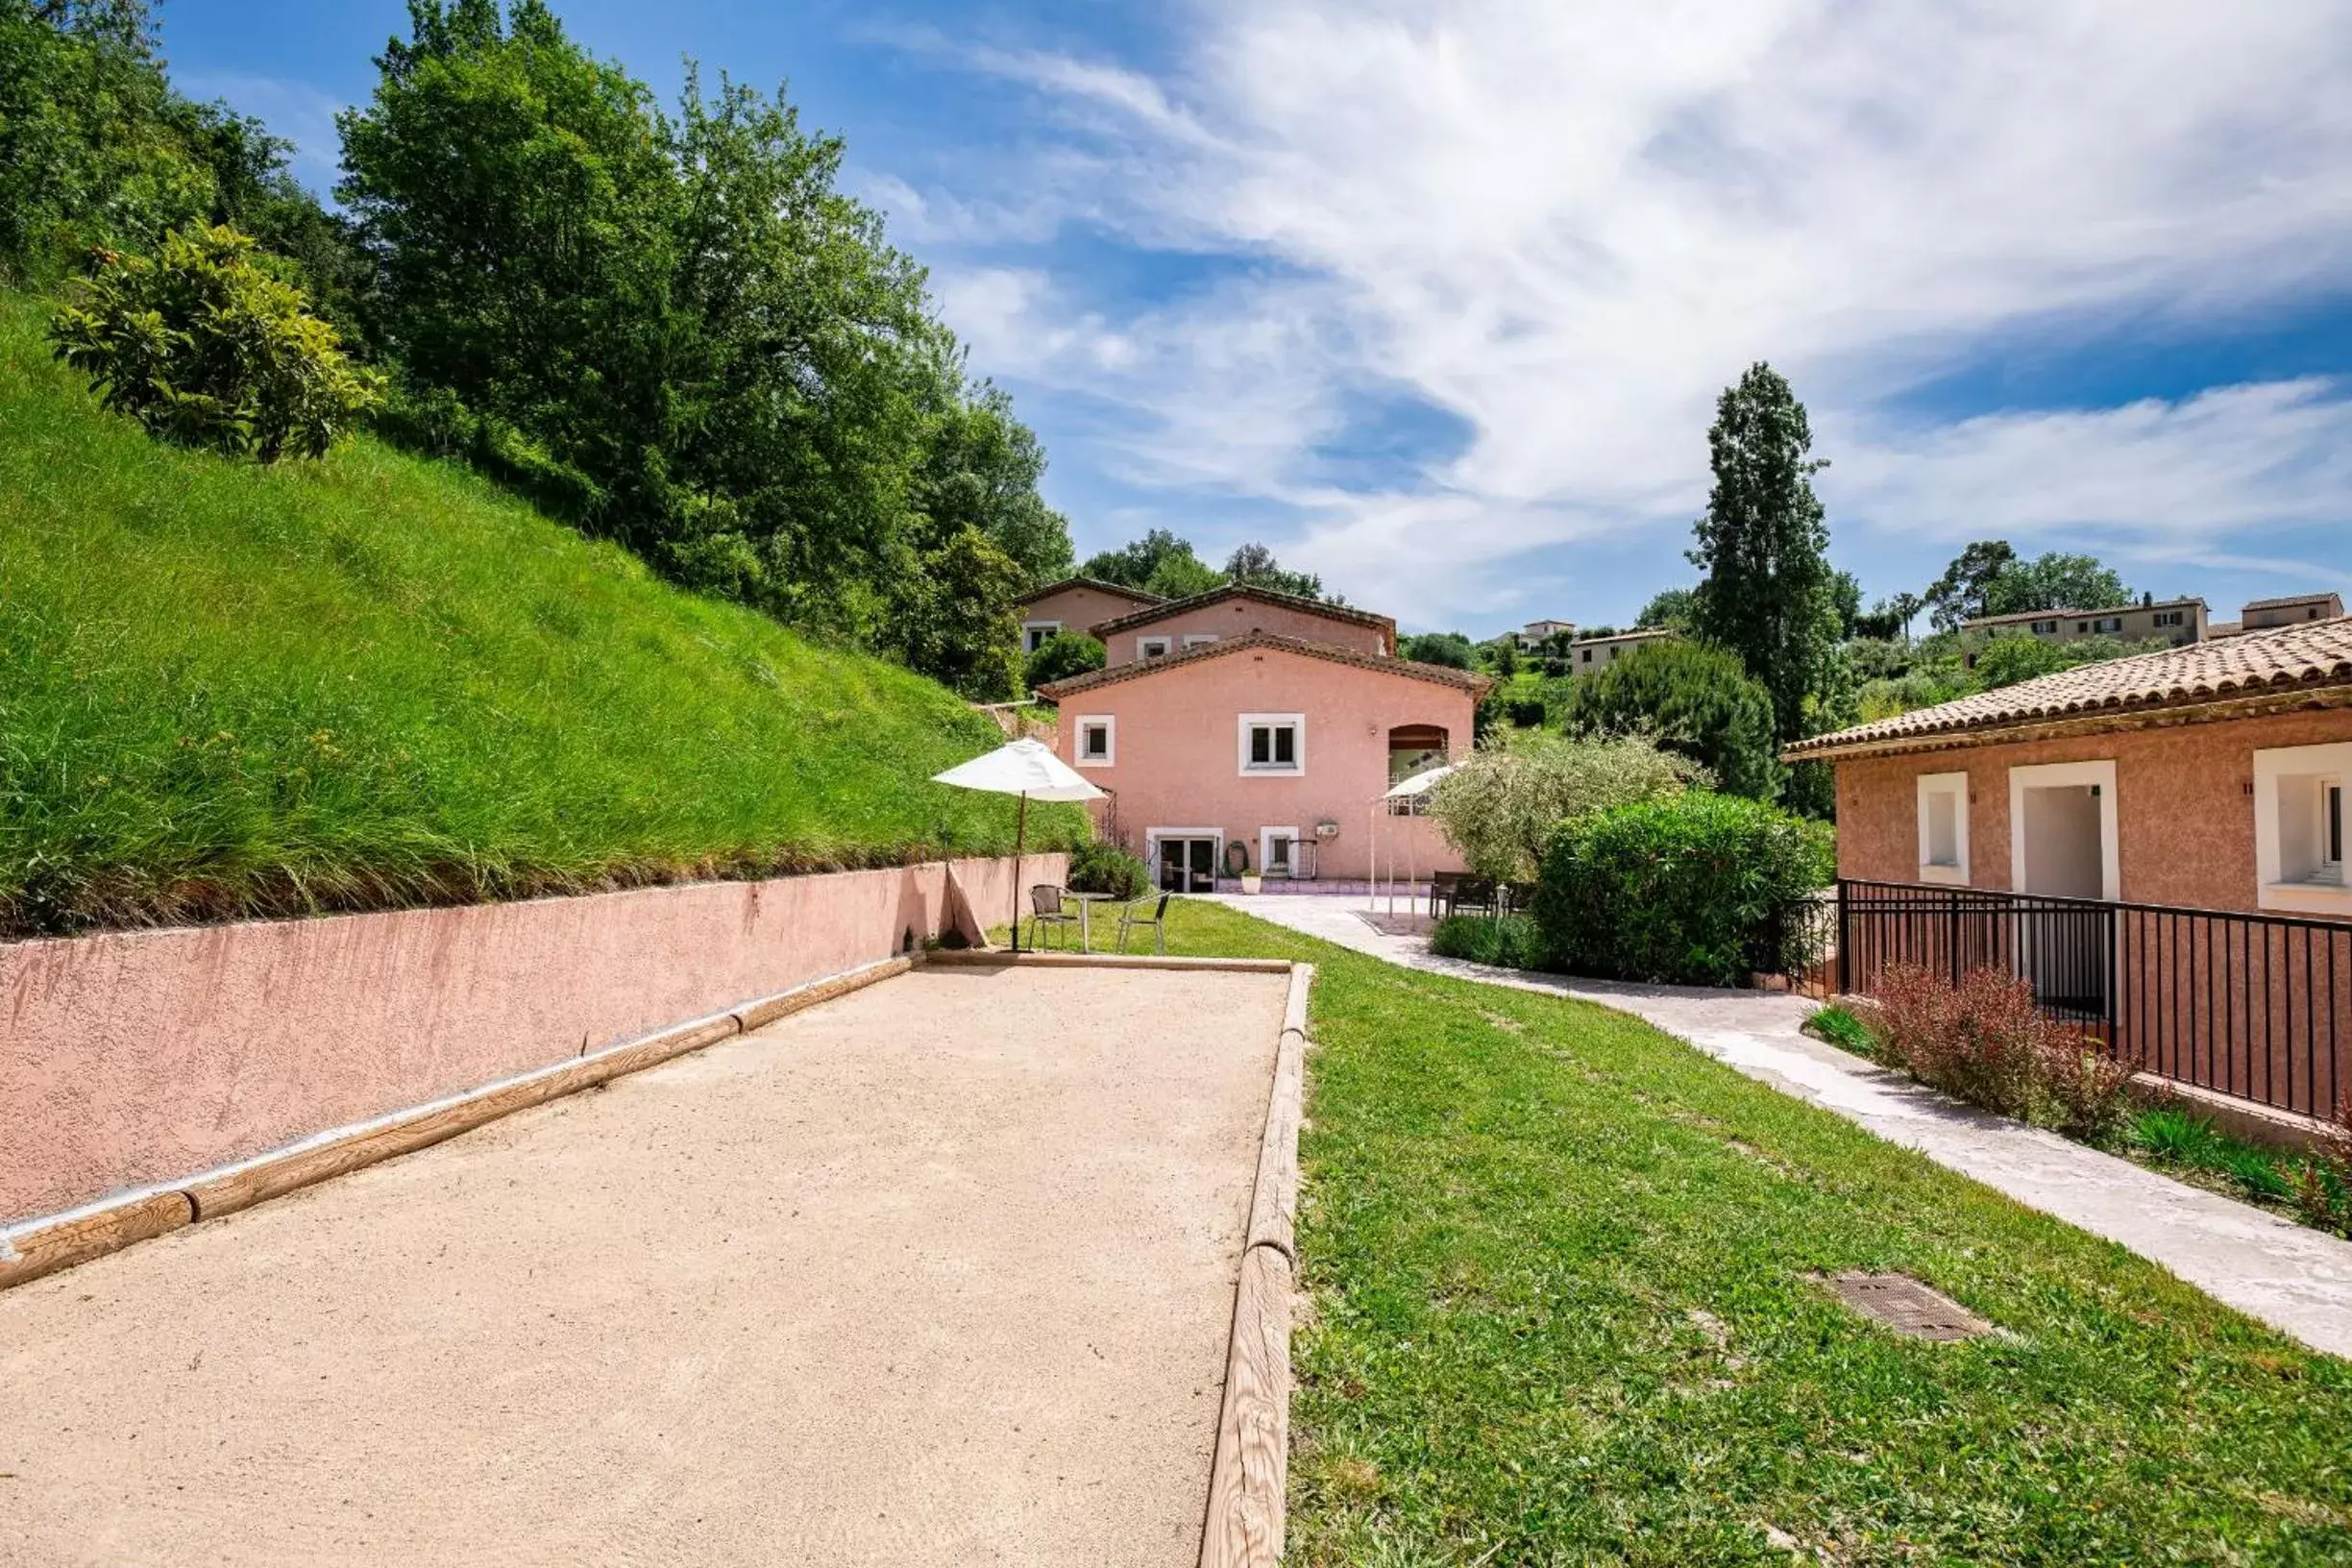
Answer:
[[1532, 793, 1831, 987]]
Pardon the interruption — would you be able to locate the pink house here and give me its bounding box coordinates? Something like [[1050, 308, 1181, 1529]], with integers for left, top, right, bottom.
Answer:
[[1035, 588, 1486, 892], [1016, 576, 1165, 656], [1087, 583, 1396, 666]]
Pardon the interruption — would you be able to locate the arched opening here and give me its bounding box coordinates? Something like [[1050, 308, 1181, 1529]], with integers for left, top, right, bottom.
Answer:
[[1387, 723, 1450, 813]]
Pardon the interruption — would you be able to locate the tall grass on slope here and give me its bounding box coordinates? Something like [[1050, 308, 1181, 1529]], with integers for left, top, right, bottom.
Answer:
[[0, 291, 1071, 936]]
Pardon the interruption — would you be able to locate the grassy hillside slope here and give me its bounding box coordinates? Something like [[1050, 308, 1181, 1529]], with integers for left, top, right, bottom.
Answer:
[[0, 290, 1067, 937]]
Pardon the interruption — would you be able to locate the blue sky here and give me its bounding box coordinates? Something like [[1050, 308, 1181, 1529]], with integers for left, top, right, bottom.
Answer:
[[160, 0, 2352, 635]]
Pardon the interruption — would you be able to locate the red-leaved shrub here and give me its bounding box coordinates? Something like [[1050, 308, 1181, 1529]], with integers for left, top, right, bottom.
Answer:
[[1872, 963, 2131, 1137], [2290, 1092, 2352, 1236]]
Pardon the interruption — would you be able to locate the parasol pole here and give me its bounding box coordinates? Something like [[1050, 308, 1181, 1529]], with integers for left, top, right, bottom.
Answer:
[[1010, 792, 1028, 954]]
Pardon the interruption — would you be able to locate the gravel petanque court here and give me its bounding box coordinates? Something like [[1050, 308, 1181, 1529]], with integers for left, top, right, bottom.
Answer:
[[0, 964, 1289, 1567]]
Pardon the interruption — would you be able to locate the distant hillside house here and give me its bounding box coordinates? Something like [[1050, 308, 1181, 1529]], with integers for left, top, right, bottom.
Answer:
[[1568, 626, 1676, 674], [1014, 577, 1164, 654], [1513, 618, 1576, 651], [1037, 585, 1485, 891], [1963, 596, 2208, 648], [2212, 593, 2345, 640]]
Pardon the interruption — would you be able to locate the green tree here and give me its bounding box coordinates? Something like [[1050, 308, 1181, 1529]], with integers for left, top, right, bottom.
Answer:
[[49, 223, 379, 459], [1561, 640, 1781, 800], [1636, 587, 1698, 631], [1981, 551, 2132, 617], [878, 523, 1025, 701], [337, 2, 1062, 690], [1686, 363, 1843, 750], [1968, 634, 2076, 691], [1024, 630, 1105, 689], [1, 1, 363, 315], [1401, 631, 1475, 669], [1923, 540, 2018, 630], [1828, 569, 1865, 639], [1223, 541, 1335, 600], [1081, 528, 1220, 599], [911, 386, 1075, 588]]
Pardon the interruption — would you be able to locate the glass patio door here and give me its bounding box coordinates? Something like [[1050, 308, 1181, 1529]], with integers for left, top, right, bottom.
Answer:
[[1156, 837, 1217, 893]]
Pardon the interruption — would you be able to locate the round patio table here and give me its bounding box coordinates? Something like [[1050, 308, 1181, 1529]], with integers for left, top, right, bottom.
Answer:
[[1065, 891, 1116, 953]]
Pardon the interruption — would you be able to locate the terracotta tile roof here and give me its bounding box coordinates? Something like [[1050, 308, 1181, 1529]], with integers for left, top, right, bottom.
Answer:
[[1016, 576, 1166, 610], [2244, 592, 2341, 612], [1035, 631, 1490, 700], [1787, 616, 2352, 759], [1085, 581, 1398, 642]]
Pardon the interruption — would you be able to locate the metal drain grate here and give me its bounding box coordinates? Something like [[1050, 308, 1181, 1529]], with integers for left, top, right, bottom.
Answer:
[[1826, 1272, 1993, 1340]]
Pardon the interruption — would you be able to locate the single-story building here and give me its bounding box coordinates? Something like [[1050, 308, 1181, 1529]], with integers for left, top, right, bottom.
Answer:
[[1790, 618, 2352, 1118], [1015, 577, 1165, 655], [1566, 625, 1675, 675], [1792, 617, 2351, 917], [1037, 632, 1486, 891]]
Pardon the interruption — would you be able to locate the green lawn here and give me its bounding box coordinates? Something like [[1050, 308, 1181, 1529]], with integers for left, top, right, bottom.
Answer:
[[1159, 900, 2352, 1565], [0, 288, 1074, 936]]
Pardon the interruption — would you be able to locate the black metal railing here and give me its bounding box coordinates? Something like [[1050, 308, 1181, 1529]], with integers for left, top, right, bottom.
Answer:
[[1834, 879, 2351, 1119]]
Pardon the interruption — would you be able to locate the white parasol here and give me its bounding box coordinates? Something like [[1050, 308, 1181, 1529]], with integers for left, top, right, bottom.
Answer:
[[931, 738, 1106, 951]]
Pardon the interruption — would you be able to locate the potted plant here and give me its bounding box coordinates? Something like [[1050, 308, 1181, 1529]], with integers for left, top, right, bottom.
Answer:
[[1227, 840, 1260, 894]]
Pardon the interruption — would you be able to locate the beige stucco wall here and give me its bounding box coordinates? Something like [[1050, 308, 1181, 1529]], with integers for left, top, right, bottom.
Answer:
[[1833, 709, 2352, 913], [1097, 600, 1389, 666], [1052, 647, 1472, 880], [0, 855, 1060, 1225], [1019, 585, 1155, 647]]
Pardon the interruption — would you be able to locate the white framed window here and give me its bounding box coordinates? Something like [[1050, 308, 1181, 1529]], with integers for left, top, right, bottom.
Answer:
[[1260, 826, 1301, 879], [1182, 632, 1218, 649], [2031, 619, 2059, 635], [1022, 620, 1062, 653], [2254, 743, 2352, 914], [1073, 714, 1115, 769], [2092, 615, 2123, 634], [1137, 635, 1173, 660], [1237, 713, 1305, 776], [2152, 609, 2184, 628], [1916, 772, 1970, 886]]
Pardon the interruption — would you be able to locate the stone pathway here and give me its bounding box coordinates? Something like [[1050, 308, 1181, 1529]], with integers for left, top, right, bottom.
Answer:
[[1203, 894, 2352, 1360]]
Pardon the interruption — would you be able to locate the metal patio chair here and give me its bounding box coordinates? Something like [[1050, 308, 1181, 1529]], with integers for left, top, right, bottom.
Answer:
[[1115, 892, 1172, 955], [1028, 884, 1081, 950]]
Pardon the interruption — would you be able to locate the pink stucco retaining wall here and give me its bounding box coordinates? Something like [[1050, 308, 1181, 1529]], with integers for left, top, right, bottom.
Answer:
[[1, 854, 1062, 1225]]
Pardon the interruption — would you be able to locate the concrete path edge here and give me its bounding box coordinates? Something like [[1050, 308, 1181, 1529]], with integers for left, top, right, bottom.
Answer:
[[0, 954, 917, 1291]]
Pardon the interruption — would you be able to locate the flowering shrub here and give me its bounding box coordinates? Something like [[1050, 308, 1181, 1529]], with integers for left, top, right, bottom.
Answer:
[[1873, 963, 2130, 1137]]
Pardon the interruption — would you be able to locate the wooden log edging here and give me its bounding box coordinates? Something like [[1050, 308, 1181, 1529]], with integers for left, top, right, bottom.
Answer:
[[1201, 961, 1313, 1568], [0, 954, 916, 1292]]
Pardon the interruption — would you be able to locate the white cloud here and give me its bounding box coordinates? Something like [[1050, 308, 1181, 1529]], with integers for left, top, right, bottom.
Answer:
[[898, 0, 2352, 625]]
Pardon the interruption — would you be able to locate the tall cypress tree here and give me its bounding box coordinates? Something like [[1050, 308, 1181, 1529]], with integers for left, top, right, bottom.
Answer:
[[1686, 363, 1842, 751]]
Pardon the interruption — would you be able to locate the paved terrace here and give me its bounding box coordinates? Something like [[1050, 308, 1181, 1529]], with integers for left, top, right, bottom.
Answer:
[[1208, 893, 2352, 1360], [0, 965, 1289, 1566]]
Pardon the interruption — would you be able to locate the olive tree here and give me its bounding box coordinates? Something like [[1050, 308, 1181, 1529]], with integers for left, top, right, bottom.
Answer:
[[1426, 733, 1706, 886]]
